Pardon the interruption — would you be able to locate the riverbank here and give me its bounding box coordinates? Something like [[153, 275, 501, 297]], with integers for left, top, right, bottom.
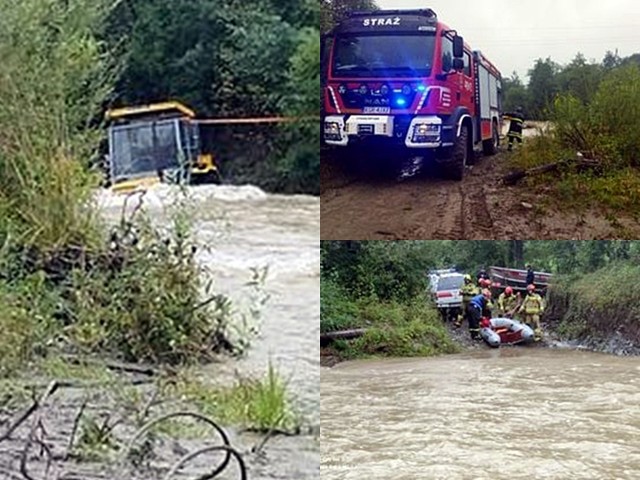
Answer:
[[544, 263, 640, 356], [322, 264, 640, 367], [320, 288, 459, 367]]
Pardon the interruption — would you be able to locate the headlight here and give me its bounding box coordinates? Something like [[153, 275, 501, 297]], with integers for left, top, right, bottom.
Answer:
[[324, 122, 340, 134], [412, 123, 440, 143], [415, 124, 440, 135], [380, 84, 389, 95]]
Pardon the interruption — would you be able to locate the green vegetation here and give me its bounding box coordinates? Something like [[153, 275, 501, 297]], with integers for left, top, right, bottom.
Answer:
[[178, 363, 297, 432], [0, 0, 294, 434], [509, 64, 640, 214], [321, 242, 460, 359], [327, 296, 459, 359], [502, 51, 640, 117], [546, 264, 640, 345], [104, 0, 319, 194]]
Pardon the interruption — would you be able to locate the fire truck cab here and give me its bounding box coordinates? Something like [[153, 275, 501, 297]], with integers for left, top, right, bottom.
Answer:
[[323, 9, 502, 180]]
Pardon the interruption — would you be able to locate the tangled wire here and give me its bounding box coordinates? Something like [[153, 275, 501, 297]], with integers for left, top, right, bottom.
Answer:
[[0, 381, 247, 480]]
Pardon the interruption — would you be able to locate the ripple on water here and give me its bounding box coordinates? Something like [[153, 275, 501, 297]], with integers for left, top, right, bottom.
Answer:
[[321, 350, 640, 479]]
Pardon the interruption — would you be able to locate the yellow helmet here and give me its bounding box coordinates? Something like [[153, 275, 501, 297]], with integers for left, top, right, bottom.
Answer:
[[464, 274, 472, 282]]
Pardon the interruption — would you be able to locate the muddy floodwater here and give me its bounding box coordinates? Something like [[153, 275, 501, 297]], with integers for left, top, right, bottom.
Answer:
[[99, 184, 319, 478], [321, 349, 640, 480]]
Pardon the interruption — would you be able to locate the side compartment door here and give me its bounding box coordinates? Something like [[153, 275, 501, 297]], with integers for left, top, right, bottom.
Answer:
[[460, 50, 477, 142], [460, 50, 475, 114]]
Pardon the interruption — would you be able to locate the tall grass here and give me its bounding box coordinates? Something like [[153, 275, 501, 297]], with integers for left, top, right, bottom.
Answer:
[[179, 363, 297, 431], [321, 277, 459, 359], [0, 0, 256, 374], [0, 0, 118, 250]]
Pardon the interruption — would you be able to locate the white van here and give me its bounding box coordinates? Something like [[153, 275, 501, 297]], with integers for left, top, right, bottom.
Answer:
[[434, 273, 464, 322]]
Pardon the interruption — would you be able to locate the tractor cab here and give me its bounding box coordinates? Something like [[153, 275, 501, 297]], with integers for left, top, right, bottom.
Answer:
[[105, 102, 220, 192]]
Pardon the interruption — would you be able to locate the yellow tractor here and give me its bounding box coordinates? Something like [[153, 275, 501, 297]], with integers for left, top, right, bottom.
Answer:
[[105, 102, 221, 192]]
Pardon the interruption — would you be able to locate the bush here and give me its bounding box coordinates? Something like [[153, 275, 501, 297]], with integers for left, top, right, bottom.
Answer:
[[323, 296, 459, 359], [510, 65, 640, 213], [320, 278, 359, 332], [546, 263, 640, 343], [0, 0, 254, 375], [0, 0, 115, 250]]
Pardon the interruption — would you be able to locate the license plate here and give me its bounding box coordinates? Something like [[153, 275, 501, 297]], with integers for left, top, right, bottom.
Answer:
[[363, 106, 390, 114]]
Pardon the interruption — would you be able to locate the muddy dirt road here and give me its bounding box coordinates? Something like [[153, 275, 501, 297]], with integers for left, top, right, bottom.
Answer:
[[321, 127, 640, 240]]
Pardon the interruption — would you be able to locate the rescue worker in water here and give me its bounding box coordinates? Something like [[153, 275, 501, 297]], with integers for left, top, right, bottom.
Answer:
[[497, 286, 520, 318], [456, 274, 479, 328], [505, 106, 525, 151], [467, 289, 492, 340], [519, 284, 544, 341]]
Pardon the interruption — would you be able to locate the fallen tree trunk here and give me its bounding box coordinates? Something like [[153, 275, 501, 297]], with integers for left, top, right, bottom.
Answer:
[[502, 157, 602, 186], [320, 328, 368, 345]]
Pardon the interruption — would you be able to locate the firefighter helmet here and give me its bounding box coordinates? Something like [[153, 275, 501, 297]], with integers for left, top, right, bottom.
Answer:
[[505, 287, 513, 295], [527, 284, 535, 292]]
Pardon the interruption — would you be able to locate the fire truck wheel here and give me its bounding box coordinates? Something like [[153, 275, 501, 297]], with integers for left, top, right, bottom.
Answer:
[[482, 121, 499, 155], [445, 124, 469, 181]]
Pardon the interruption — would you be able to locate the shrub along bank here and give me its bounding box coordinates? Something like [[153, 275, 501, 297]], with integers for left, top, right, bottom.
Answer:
[[321, 279, 459, 361], [0, 0, 294, 439], [545, 264, 640, 354], [509, 65, 640, 215]]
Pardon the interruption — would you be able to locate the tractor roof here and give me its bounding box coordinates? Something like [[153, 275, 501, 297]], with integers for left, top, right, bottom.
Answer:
[[105, 101, 195, 122]]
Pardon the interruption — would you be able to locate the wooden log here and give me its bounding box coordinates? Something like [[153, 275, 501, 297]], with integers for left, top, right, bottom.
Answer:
[[502, 157, 601, 186], [321, 328, 368, 345]]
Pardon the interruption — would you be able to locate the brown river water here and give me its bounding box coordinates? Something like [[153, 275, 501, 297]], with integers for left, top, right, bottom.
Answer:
[[321, 348, 640, 480], [45, 184, 320, 480]]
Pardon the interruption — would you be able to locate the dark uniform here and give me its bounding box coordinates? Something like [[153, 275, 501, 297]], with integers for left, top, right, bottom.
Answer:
[[526, 265, 535, 286], [505, 107, 525, 151], [467, 293, 490, 340]]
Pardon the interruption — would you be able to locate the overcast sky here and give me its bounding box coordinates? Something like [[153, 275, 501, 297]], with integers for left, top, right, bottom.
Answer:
[[376, 0, 640, 83]]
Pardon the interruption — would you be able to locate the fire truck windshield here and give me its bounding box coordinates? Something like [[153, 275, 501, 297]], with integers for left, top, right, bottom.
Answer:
[[332, 34, 435, 78]]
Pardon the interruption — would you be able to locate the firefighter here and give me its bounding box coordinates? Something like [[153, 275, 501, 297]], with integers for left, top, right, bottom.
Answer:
[[519, 284, 544, 341], [456, 274, 479, 328], [467, 289, 492, 340], [526, 264, 535, 287], [479, 278, 495, 318], [477, 268, 489, 284], [497, 286, 519, 318], [505, 106, 525, 151]]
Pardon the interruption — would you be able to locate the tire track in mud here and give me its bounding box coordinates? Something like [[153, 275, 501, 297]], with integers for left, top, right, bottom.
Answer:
[[320, 147, 640, 240], [428, 183, 465, 240]]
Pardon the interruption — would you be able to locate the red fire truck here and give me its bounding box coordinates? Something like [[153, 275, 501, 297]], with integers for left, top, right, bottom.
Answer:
[[323, 8, 502, 180]]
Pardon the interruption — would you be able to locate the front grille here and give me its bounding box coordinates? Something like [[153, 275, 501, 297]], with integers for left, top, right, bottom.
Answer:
[[338, 84, 418, 110]]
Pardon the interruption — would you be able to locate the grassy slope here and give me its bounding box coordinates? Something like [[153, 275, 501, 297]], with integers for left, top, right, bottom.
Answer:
[[545, 264, 640, 346], [321, 281, 459, 360]]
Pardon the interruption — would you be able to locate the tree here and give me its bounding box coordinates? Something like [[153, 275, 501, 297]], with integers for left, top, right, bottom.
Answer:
[[502, 72, 530, 113], [509, 241, 525, 267], [321, 0, 378, 33], [602, 50, 622, 70], [279, 27, 321, 193], [555, 53, 603, 105], [527, 57, 560, 119]]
